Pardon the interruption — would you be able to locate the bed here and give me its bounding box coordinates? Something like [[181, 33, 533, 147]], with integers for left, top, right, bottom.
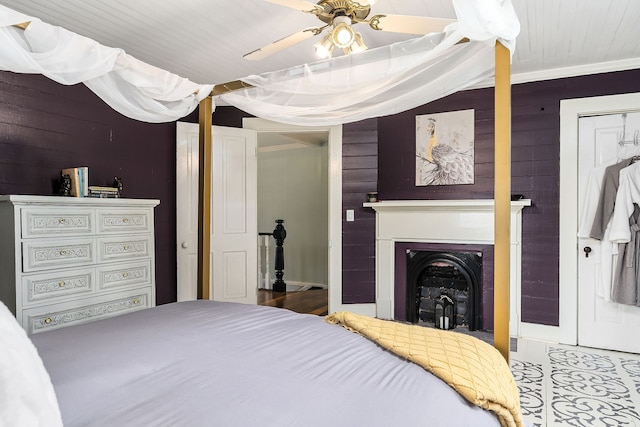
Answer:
[[1, 300, 525, 427]]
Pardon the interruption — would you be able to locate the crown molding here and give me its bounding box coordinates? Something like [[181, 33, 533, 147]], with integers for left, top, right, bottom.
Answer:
[[468, 57, 640, 90]]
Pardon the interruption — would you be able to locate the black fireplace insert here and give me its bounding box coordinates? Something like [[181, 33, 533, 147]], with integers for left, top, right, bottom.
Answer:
[[406, 250, 482, 331]]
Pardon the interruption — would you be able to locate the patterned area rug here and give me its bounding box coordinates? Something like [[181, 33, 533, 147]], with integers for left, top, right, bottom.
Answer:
[[511, 340, 640, 427]]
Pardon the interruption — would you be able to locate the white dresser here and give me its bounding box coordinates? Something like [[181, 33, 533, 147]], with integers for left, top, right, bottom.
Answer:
[[0, 195, 159, 334]]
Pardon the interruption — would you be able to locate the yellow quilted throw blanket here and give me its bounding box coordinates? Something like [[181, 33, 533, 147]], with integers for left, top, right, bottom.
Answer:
[[325, 312, 523, 427]]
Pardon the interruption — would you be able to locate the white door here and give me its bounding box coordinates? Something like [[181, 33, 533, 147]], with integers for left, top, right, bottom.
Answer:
[[176, 122, 199, 301], [578, 112, 640, 353], [176, 122, 258, 304], [211, 126, 258, 304]]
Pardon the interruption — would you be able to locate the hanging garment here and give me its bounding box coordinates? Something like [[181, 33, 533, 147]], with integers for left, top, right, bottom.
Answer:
[[590, 158, 634, 240], [578, 160, 618, 301], [609, 161, 640, 243], [579, 160, 617, 237], [611, 204, 640, 305], [608, 161, 640, 306]]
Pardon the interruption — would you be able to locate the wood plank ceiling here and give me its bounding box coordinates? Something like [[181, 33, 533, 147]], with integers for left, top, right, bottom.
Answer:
[[2, 0, 640, 86]]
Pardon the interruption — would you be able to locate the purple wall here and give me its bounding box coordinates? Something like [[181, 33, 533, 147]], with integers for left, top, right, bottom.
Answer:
[[3, 68, 640, 327], [376, 69, 640, 326], [341, 119, 378, 303], [0, 72, 178, 305]]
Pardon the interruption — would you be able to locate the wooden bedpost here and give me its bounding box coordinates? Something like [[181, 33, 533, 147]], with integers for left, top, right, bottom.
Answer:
[[197, 96, 213, 300], [494, 41, 512, 362]]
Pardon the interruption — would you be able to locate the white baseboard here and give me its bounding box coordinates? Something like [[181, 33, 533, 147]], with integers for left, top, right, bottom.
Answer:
[[518, 322, 577, 346], [287, 280, 327, 291]]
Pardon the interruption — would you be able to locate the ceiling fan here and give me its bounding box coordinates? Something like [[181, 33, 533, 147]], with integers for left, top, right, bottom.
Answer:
[[244, 0, 455, 60]]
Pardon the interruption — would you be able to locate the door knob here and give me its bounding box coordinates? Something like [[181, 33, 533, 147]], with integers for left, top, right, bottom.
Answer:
[[584, 246, 592, 258], [181, 242, 189, 249]]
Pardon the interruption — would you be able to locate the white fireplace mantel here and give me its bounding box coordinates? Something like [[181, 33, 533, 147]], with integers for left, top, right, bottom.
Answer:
[[364, 199, 531, 335]]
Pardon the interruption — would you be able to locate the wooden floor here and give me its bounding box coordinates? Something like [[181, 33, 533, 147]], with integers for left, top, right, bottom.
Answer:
[[258, 289, 328, 316]]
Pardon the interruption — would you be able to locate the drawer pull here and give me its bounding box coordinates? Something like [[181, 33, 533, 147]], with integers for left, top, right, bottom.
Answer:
[[122, 272, 129, 278], [44, 317, 52, 324], [123, 245, 130, 250], [123, 218, 129, 223], [58, 218, 66, 224], [59, 281, 65, 287], [59, 250, 67, 256], [133, 299, 140, 305]]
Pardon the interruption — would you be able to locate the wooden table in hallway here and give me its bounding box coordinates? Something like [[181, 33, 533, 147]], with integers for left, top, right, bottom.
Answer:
[[258, 289, 328, 316]]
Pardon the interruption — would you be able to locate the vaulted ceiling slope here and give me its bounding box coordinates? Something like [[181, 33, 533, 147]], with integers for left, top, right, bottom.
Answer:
[[2, 0, 639, 86]]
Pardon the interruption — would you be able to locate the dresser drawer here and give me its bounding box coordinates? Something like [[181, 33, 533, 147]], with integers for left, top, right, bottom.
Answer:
[[24, 290, 151, 334], [97, 209, 152, 234], [22, 238, 95, 272], [22, 268, 95, 306], [21, 208, 94, 238], [97, 236, 151, 262], [97, 260, 152, 290]]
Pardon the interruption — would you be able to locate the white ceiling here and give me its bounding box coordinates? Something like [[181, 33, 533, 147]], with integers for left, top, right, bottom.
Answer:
[[3, 0, 640, 87]]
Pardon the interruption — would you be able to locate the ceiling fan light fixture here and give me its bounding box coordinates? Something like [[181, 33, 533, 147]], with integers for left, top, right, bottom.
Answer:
[[314, 33, 335, 59], [344, 31, 367, 54], [245, 0, 456, 61], [332, 22, 355, 48], [330, 15, 355, 48]]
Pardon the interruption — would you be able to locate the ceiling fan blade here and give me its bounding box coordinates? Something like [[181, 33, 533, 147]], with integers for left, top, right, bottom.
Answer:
[[244, 27, 323, 60], [262, 0, 322, 13], [368, 14, 455, 35]]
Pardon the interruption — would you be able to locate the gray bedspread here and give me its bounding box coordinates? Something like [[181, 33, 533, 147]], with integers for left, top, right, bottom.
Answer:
[[32, 300, 500, 426]]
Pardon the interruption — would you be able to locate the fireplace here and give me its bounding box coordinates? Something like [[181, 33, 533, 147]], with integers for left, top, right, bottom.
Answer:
[[406, 250, 482, 331], [364, 199, 530, 335]]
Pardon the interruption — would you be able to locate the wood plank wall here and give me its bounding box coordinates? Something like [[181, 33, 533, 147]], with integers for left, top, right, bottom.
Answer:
[[341, 119, 378, 303], [0, 72, 178, 304], [4, 68, 640, 327]]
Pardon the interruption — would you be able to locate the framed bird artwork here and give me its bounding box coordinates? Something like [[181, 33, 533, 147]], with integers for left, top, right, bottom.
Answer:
[[415, 109, 475, 186]]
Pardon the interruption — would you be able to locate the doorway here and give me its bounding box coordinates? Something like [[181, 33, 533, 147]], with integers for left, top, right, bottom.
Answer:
[[577, 112, 640, 353], [176, 120, 343, 312], [559, 92, 640, 351], [256, 130, 328, 291], [243, 118, 342, 312], [175, 123, 257, 304]]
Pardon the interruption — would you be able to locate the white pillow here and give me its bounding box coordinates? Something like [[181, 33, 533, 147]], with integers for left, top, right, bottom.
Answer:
[[0, 301, 63, 427]]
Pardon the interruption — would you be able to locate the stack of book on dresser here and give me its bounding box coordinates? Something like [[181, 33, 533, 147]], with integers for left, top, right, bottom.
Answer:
[[61, 166, 88, 197], [88, 185, 120, 198], [61, 166, 121, 198]]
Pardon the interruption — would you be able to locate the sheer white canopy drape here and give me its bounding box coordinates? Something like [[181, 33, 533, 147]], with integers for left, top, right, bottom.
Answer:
[[0, 0, 519, 125], [0, 6, 213, 123], [221, 0, 519, 126]]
